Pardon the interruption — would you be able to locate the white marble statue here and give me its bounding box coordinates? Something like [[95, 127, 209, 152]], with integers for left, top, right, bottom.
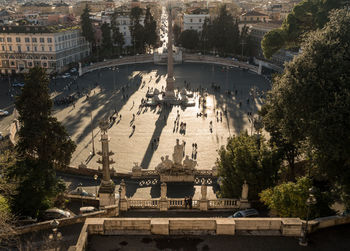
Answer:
[[173, 139, 184, 165], [183, 155, 197, 170]]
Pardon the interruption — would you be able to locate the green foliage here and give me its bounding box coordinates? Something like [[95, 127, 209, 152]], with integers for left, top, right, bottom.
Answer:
[[260, 177, 312, 218], [144, 7, 158, 49], [260, 176, 334, 218], [101, 22, 113, 56], [261, 9, 350, 208], [9, 67, 76, 217], [80, 4, 94, 44], [201, 5, 241, 55], [217, 132, 281, 200], [130, 7, 145, 54], [261, 29, 286, 59], [179, 30, 199, 50], [262, 0, 344, 58]]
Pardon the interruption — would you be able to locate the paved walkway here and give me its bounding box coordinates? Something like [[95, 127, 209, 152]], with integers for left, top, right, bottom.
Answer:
[[54, 63, 269, 173]]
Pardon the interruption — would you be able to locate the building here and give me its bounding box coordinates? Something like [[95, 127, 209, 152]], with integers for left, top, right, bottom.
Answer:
[[240, 10, 269, 23], [183, 8, 209, 33], [0, 25, 90, 74]]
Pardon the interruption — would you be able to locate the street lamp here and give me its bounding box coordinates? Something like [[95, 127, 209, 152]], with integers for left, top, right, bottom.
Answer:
[[49, 219, 62, 251], [94, 174, 98, 198], [90, 110, 95, 156], [118, 186, 122, 211], [299, 187, 317, 246]]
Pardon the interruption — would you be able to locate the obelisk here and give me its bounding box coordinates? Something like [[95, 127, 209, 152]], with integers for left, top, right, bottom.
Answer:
[[97, 119, 116, 207], [165, 4, 175, 98]]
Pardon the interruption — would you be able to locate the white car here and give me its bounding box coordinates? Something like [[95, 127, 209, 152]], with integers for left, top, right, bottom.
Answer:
[[0, 109, 9, 116], [62, 73, 71, 79]]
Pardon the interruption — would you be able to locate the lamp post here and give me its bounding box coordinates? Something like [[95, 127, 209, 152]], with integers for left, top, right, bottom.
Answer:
[[49, 219, 62, 251], [94, 174, 98, 198], [90, 110, 95, 156], [118, 186, 122, 210], [299, 187, 317, 246]]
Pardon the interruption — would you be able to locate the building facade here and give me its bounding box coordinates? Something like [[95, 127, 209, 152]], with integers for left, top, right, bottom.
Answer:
[[0, 25, 90, 74], [183, 13, 209, 33]]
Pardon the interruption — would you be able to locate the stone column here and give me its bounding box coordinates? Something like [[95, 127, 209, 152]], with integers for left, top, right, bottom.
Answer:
[[119, 179, 128, 211], [239, 180, 251, 209], [159, 182, 168, 211], [199, 181, 208, 211], [165, 4, 175, 97], [97, 119, 116, 207]]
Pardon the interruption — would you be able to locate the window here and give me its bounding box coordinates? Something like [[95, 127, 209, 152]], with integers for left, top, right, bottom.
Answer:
[[40, 37, 44, 43], [0, 37, 3, 42], [2, 46, 4, 51], [199, 19, 202, 22], [34, 46, 37, 52], [49, 46, 52, 52], [9, 45, 12, 51], [17, 46, 21, 52], [32, 37, 37, 43], [25, 37, 30, 43], [7, 37, 11, 42], [42, 46, 44, 51], [28, 62, 33, 67], [47, 38, 52, 43], [190, 19, 193, 22], [16, 37, 20, 42], [43, 62, 47, 67], [27, 46, 30, 51], [11, 61, 15, 66]]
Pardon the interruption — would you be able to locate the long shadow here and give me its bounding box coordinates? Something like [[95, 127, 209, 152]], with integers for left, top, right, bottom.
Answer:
[[140, 105, 172, 169]]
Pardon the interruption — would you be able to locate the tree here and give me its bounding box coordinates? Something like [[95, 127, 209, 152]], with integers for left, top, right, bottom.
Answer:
[[80, 4, 94, 45], [261, 9, 350, 208], [261, 0, 344, 58], [143, 7, 158, 49], [217, 132, 281, 200], [111, 11, 125, 55], [260, 176, 334, 218], [101, 22, 113, 57], [9, 67, 76, 217], [130, 6, 145, 54], [179, 30, 199, 50], [173, 23, 181, 46]]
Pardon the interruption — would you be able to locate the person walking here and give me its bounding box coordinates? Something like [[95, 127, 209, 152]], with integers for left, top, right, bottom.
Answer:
[[184, 197, 188, 209], [189, 197, 193, 209]]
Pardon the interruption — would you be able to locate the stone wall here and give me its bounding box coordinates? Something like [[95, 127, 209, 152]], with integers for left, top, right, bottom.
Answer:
[[68, 217, 303, 251]]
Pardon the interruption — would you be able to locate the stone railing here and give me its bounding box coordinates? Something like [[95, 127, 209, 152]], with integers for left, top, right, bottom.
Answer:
[[127, 199, 159, 209], [81, 54, 153, 75], [182, 53, 259, 73], [208, 199, 239, 209]]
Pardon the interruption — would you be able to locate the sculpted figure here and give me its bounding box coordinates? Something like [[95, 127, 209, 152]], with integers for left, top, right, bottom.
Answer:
[[173, 139, 184, 165]]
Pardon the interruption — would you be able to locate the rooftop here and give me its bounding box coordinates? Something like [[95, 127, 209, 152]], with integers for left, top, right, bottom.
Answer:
[[242, 11, 268, 17], [0, 25, 80, 34]]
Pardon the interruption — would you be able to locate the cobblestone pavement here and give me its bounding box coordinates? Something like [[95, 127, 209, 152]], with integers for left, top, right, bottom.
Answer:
[[54, 63, 270, 172], [87, 224, 350, 251]]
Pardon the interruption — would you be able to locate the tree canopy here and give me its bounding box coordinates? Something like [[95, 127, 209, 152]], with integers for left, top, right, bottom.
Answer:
[[261, 0, 344, 58], [261, 8, 350, 208], [179, 30, 199, 50], [144, 7, 158, 49], [217, 132, 281, 200], [9, 67, 76, 217], [80, 4, 94, 44]]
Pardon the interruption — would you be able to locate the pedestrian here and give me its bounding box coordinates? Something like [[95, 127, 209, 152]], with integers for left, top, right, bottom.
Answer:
[[184, 197, 188, 208], [189, 197, 193, 209]]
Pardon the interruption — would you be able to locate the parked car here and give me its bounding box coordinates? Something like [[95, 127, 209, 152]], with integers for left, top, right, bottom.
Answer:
[[0, 109, 9, 116], [62, 73, 71, 79], [42, 208, 71, 220], [79, 206, 98, 215], [16, 216, 37, 226], [229, 208, 259, 218], [12, 82, 25, 87], [69, 187, 96, 197], [70, 68, 77, 73]]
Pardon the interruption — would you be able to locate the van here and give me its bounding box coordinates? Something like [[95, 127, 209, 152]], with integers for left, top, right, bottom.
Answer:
[[79, 206, 97, 215], [230, 208, 259, 218]]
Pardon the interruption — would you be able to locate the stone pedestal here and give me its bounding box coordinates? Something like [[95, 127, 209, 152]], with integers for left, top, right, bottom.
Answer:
[[151, 219, 169, 235], [239, 200, 251, 209], [120, 199, 128, 211], [99, 192, 116, 208], [199, 200, 208, 211], [159, 199, 168, 211]]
